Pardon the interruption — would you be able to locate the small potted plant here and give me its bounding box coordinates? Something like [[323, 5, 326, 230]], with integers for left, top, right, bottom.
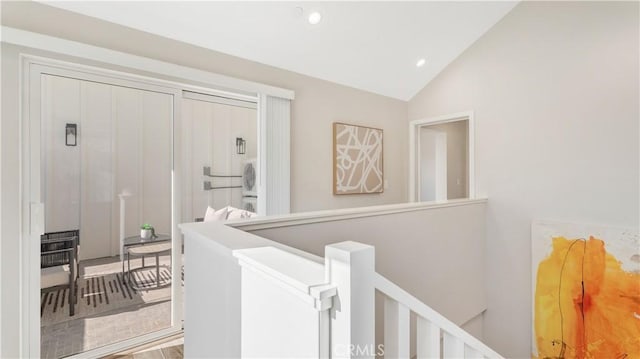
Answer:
[[140, 223, 155, 240]]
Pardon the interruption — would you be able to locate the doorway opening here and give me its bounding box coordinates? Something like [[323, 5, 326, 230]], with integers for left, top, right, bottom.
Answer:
[[409, 112, 475, 202]]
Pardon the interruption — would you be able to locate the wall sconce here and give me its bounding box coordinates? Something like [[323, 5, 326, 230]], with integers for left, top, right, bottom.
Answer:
[[65, 123, 77, 146], [236, 137, 246, 155]]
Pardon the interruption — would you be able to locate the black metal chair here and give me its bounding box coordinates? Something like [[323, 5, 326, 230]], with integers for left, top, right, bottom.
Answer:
[[41, 230, 79, 316]]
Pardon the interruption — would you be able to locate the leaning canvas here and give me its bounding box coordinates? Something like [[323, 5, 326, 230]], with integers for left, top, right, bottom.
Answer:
[[333, 122, 383, 195], [531, 220, 640, 359]]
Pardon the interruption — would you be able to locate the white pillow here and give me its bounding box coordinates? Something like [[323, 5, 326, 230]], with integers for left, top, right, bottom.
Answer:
[[203, 206, 228, 222]]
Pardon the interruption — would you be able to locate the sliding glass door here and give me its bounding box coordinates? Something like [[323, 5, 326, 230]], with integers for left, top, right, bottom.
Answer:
[[30, 64, 182, 358], [181, 92, 258, 222]]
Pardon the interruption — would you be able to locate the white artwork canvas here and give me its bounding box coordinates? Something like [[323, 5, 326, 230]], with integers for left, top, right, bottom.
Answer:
[[531, 220, 639, 359]]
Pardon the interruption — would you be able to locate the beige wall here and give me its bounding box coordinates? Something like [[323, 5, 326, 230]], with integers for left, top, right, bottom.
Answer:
[[409, 2, 639, 357], [1, 3, 407, 357]]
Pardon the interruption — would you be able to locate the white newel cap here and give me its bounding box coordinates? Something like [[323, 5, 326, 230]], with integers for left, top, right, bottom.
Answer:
[[325, 241, 374, 261], [233, 247, 336, 311]]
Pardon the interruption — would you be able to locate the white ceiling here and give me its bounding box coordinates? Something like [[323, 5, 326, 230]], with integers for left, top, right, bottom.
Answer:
[[42, 1, 518, 101]]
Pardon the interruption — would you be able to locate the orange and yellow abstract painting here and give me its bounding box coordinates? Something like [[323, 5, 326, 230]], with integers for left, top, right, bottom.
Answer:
[[532, 222, 640, 359]]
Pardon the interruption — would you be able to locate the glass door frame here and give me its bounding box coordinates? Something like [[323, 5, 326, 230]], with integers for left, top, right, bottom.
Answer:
[[23, 56, 185, 358]]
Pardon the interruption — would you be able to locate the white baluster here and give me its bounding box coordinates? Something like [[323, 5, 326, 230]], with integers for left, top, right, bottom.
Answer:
[[443, 332, 465, 358], [417, 316, 440, 359], [374, 274, 503, 359], [384, 297, 410, 359]]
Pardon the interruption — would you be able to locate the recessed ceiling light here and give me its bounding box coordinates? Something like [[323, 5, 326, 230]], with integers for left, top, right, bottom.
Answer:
[[416, 58, 426, 67], [308, 11, 322, 25]]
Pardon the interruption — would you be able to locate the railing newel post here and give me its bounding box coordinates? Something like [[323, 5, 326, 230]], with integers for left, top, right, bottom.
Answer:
[[325, 241, 376, 359]]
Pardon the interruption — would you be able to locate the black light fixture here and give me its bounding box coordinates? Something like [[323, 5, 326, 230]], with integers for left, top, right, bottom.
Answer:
[[65, 123, 77, 146], [236, 137, 246, 155]]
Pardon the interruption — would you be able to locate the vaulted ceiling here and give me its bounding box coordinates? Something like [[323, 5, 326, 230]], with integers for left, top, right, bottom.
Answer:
[[39, 1, 518, 100]]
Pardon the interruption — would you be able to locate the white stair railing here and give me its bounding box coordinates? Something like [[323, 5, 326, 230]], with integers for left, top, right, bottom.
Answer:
[[229, 240, 502, 359], [375, 274, 503, 359]]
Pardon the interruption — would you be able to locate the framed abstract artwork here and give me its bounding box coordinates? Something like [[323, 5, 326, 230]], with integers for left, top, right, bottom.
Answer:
[[333, 122, 383, 195], [531, 220, 640, 359]]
